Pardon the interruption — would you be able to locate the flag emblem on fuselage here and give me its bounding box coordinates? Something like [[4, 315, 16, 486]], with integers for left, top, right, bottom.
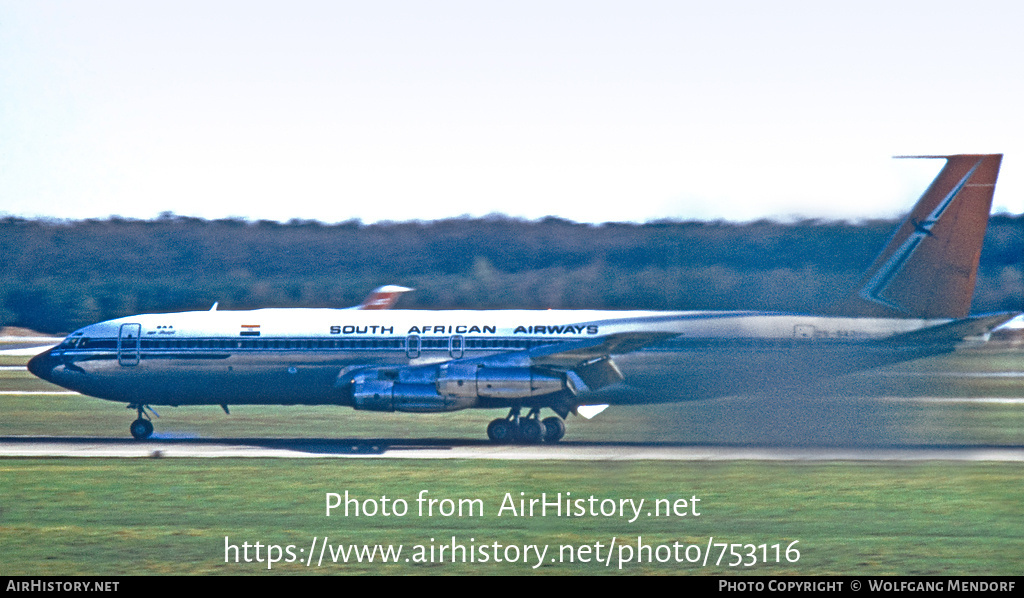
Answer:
[[240, 324, 261, 337]]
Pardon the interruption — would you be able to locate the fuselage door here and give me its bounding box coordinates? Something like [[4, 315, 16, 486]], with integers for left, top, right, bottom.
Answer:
[[449, 334, 465, 359], [405, 334, 421, 359], [118, 323, 142, 366]]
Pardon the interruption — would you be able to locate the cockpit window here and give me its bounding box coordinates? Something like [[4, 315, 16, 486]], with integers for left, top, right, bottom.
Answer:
[[59, 337, 92, 349]]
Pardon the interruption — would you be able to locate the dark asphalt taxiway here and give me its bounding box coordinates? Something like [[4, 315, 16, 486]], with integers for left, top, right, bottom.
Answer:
[[2, 436, 1023, 460]]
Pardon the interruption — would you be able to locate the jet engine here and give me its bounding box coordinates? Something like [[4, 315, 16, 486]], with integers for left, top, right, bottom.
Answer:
[[350, 378, 469, 413], [345, 362, 572, 413]]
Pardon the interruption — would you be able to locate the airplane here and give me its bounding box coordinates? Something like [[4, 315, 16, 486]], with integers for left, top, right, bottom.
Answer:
[[28, 154, 1016, 443]]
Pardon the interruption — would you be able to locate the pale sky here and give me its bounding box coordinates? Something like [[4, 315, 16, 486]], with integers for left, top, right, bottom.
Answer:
[[2, 1, 1022, 224]]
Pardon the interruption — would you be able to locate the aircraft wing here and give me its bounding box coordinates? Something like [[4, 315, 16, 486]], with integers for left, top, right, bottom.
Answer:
[[457, 331, 678, 402], [526, 331, 678, 366], [460, 331, 676, 369]]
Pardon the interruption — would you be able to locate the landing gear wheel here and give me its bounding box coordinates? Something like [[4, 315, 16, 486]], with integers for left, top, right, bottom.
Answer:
[[517, 418, 546, 444], [487, 418, 516, 443], [130, 418, 153, 440], [542, 416, 566, 443]]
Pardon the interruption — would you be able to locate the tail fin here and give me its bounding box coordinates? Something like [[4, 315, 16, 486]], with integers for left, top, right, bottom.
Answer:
[[351, 285, 414, 310], [846, 154, 1002, 319]]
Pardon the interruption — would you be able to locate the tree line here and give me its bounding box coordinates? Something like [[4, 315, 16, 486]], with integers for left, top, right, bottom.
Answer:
[[2, 212, 1021, 334]]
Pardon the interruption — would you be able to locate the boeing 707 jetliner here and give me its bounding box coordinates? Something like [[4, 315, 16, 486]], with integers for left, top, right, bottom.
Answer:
[[28, 155, 1015, 442]]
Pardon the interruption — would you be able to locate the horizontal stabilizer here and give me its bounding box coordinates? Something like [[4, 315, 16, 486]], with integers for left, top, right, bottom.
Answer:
[[884, 312, 1019, 345]]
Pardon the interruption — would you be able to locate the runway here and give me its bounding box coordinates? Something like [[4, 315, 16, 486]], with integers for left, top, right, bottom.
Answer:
[[2, 436, 1023, 460]]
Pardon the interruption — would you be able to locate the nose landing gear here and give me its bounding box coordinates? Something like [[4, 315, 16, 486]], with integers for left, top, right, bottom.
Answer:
[[127, 404, 157, 440]]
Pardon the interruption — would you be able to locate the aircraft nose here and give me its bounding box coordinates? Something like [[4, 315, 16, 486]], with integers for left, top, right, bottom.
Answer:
[[27, 349, 57, 381]]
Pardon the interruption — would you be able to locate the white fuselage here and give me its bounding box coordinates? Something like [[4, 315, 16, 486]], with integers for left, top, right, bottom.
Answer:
[[31, 307, 950, 408]]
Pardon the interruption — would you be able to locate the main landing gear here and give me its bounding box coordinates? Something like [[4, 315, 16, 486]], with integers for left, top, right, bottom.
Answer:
[[487, 407, 566, 444], [128, 404, 156, 440]]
